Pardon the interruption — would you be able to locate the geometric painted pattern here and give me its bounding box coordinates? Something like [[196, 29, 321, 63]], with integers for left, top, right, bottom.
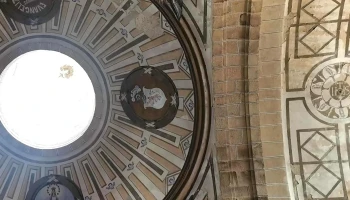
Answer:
[[299, 24, 335, 55], [285, 0, 345, 91], [295, 0, 340, 58], [285, 0, 350, 199], [184, 91, 195, 120], [298, 130, 345, 199]]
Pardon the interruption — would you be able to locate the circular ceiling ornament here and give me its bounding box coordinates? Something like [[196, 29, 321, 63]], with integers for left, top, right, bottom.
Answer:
[[120, 66, 179, 129], [25, 175, 84, 200], [0, 0, 61, 25], [310, 62, 350, 119], [0, 50, 96, 149]]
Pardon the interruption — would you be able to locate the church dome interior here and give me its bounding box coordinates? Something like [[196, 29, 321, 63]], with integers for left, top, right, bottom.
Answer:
[[1, 0, 349, 199], [0, 0, 211, 199]]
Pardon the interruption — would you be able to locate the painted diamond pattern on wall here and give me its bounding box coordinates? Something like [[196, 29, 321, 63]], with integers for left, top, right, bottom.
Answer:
[[302, 131, 335, 159], [307, 166, 340, 197], [284, 0, 350, 199], [302, 0, 340, 21], [299, 25, 335, 54]]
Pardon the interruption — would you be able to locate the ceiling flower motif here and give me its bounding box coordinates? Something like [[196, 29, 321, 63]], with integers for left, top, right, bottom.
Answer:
[[310, 62, 350, 119]]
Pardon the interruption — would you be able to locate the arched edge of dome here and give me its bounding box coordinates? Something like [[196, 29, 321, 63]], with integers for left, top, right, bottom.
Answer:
[[147, 1, 212, 199]]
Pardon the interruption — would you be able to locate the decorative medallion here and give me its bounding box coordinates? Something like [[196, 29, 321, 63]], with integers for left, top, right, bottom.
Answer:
[[0, 0, 62, 25], [120, 66, 179, 129], [310, 62, 350, 119], [25, 175, 83, 200]]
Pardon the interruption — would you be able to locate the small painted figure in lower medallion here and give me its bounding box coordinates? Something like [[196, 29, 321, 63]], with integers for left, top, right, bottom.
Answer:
[[25, 175, 83, 200]]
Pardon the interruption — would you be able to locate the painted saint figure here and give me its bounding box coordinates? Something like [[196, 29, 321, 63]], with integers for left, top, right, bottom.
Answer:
[[50, 187, 58, 200]]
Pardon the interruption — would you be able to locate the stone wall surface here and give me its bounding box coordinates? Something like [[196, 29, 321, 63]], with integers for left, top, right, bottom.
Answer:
[[213, 0, 291, 199], [215, 0, 350, 199]]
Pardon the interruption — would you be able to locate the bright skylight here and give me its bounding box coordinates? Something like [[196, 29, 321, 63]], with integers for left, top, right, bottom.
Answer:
[[0, 50, 96, 149]]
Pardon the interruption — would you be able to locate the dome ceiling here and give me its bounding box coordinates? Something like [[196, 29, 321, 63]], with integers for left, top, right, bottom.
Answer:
[[0, 0, 211, 199]]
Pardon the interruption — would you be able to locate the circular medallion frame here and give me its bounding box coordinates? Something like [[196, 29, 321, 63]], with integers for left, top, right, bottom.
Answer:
[[305, 58, 350, 124], [120, 66, 179, 129], [0, 0, 62, 25], [25, 175, 83, 200]]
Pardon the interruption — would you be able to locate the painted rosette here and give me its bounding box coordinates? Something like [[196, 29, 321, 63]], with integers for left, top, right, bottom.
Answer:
[[310, 63, 350, 119]]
